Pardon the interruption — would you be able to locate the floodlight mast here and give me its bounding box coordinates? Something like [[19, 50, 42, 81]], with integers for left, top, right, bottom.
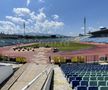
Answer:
[[84, 17, 86, 35], [23, 22, 26, 36]]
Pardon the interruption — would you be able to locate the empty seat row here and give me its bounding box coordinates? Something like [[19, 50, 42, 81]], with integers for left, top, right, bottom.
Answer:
[[68, 76, 108, 83], [76, 86, 108, 90], [66, 74, 108, 78], [82, 76, 108, 81], [72, 80, 108, 89]]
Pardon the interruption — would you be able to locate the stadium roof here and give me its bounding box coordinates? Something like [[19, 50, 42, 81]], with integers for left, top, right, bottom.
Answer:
[[90, 27, 108, 34]]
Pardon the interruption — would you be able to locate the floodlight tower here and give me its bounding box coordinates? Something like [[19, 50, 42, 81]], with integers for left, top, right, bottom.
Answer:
[[84, 17, 86, 35], [23, 22, 26, 36]]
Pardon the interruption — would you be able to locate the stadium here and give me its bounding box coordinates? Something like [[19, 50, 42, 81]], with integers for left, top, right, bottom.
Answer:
[[1, 33, 108, 90], [1, 0, 108, 90], [1, 19, 108, 90]]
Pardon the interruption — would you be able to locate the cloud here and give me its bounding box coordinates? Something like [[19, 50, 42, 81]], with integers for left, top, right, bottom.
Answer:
[[42, 20, 64, 29], [26, 0, 31, 6], [30, 8, 64, 33], [13, 8, 31, 16], [0, 7, 64, 34], [6, 16, 26, 24], [0, 21, 16, 34], [35, 10, 46, 22], [52, 15, 59, 20]]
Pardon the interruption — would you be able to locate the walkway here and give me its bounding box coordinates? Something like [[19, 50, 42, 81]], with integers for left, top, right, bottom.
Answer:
[[53, 65, 72, 90]]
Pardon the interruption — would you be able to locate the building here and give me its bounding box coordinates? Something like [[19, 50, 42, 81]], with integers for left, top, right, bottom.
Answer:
[[90, 27, 108, 37]]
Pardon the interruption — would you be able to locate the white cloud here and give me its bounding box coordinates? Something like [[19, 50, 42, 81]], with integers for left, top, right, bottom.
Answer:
[[52, 15, 59, 20], [0, 7, 64, 34], [0, 21, 16, 34], [36, 11, 46, 22], [99, 26, 104, 29], [42, 20, 64, 29], [13, 8, 31, 16], [6, 16, 26, 24], [30, 8, 64, 33], [0, 21, 15, 27]]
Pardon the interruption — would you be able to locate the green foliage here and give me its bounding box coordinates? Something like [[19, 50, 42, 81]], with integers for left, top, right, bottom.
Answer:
[[16, 57, 26, 63], [52, 56, 66, 63], [71, 57, 78, 63]]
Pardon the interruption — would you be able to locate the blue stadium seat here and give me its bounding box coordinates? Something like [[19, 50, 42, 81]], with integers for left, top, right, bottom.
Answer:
[[72, 80, 80, 89], [88, 86, 98, 90], [76, 77, 82, 81], [60, 63, 108, 90], [73, 74, 78, 77], [68, 76, 75, 83], [76, 86, 87, 90]]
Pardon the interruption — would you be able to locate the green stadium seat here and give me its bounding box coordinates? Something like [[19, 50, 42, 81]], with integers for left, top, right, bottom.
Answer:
[[90, 77, 97, 80], [82, 77, 89, 81], [80, 80, 88, 86], [89, 80, 98, 86], [96, 72, 102, 75], [91, 73, 96, 75], [78, 75, 84, 77], [99, 86, 108, 90], [75, 72, 80, 75], [84, 75, 90, 77], [102, 74, 108, 76], [96, 74, 102, 76], [97, 76, 104, 80], [98, 81, 106, 86], [80, 73, 86, 75], [106, 81, 108, 86], [105, 77, 108, 81], [102, 72, 107, 74], [90, 75, 96, 77]]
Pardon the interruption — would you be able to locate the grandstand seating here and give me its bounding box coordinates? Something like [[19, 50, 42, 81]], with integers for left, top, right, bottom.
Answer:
[[61, 63, 108, 90], [81, 37, 108, 43]]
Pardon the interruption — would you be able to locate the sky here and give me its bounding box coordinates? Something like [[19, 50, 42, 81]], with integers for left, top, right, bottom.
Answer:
[[0, 0, 108, 36]]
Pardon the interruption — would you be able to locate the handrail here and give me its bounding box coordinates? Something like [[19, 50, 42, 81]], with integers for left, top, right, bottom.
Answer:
[[42, 67, 54, 90], [21, 65, 52, 90]]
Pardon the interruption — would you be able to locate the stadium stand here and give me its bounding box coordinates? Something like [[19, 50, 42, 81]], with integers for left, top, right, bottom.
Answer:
[[81, 37, 108, 43], [60, 63, 108, 90]]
